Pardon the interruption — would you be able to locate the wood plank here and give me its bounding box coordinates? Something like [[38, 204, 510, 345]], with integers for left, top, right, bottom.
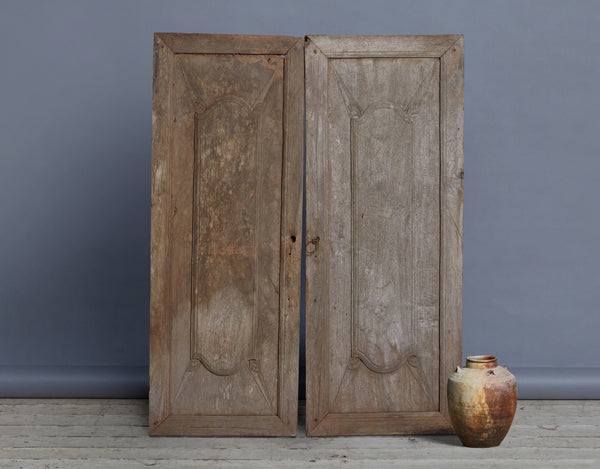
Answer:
[[304, 35, 331, 433], [439, 35, 464, 417], [2, 446, 600, 461], [0, 455, 598, 469], [0, 402, 146, 416], [5, 422, 600, 439], [156, 33, 299, 55], [517, 400, 600, 411], [6, 407, 599, 428], [152, 415, 291, 437], [512, 413, 600, 426], [309, 35, 461, 58], [150, 34, 303, 436], [13, 398, 594, 413], [149, 32, 174, 432], [277, 36, 304, 434], [0, 413, 147, 426], [0, 398, 142, 406], [0, 425, 148, 437], [5, 432, 600, 450], [0, 461, 597, 469], [305, 35, 463, 436]]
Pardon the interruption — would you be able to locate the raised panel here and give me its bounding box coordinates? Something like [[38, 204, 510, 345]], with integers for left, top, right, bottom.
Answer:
[[352, 104, 415, 374], [150, 34, 303, 436], [305, 35, 463, 435]]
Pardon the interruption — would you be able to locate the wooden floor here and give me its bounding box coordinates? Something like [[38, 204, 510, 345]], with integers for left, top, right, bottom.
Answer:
[[0, 400, 598, 468]]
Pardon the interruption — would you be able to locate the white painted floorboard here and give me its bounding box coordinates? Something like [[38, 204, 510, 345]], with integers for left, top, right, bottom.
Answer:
[[0, 400, 598, 468]]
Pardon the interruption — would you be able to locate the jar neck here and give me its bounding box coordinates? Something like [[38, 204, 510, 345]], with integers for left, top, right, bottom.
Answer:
[[466, 355, 498, 369]]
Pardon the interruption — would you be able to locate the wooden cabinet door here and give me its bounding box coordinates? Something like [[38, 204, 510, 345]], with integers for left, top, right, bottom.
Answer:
[[150, 34, 303, 436], [305, 35, 463, 436]]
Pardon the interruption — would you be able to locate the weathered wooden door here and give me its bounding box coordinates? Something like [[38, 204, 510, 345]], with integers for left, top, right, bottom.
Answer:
[[305, 35, 463, 436], [150, 34, 303, 436]]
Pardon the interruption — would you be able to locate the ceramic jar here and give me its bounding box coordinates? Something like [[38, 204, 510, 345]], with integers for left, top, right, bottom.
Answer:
[[447, 355, 517, 447]]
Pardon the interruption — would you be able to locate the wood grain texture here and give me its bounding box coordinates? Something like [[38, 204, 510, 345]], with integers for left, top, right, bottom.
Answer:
[[308, 34, 462, 58], [1, 399, 599, 468], [440, 36, 464, 416], [150, 34, 303, 436], [305, 35, 463, 436], [156, 33, 299, 55], [149, 34, 174, 432], [305, 39, 330, 431]]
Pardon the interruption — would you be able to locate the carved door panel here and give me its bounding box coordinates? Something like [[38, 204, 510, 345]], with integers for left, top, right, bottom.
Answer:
[[305, 35, 463, 436], [150, 34, 303, 436]]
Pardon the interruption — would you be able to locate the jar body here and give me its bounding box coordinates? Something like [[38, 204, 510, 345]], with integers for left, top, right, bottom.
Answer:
[[447, 355, 517, 448]]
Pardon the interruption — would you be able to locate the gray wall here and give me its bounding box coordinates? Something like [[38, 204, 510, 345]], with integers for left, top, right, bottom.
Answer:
[[1, 0, 599, 398]]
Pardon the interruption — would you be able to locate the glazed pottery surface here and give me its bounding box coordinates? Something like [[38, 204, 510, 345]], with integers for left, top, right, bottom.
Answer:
[[447, 355, 517, 447]]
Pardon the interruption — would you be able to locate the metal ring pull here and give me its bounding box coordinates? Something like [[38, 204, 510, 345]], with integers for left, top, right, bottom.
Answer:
[[306, 236, 320, 255]]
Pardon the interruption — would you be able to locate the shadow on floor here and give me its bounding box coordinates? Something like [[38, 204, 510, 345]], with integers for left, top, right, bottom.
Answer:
[[419, 434, 463, 447]]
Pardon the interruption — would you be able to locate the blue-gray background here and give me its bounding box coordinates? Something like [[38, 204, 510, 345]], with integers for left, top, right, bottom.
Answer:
[[1, 0, 599, 398]]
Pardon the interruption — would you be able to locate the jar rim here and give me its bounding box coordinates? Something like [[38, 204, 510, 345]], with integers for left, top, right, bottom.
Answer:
[[466, 355, 497, 363]]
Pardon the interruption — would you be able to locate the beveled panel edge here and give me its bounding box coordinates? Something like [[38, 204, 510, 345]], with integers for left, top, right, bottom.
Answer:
[[309, 411, 453, 437], [155, 33, 301, 55], [150, 414, 293, 437], [306, 34, 462, 58]]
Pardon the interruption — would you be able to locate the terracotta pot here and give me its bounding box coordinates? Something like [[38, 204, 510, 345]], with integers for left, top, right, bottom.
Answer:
[[447, 355, 517, 448]]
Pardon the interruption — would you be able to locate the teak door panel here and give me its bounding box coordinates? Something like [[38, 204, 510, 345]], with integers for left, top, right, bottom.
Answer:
[[150, 33, 303, 436], [305, 35, 463, 436]]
